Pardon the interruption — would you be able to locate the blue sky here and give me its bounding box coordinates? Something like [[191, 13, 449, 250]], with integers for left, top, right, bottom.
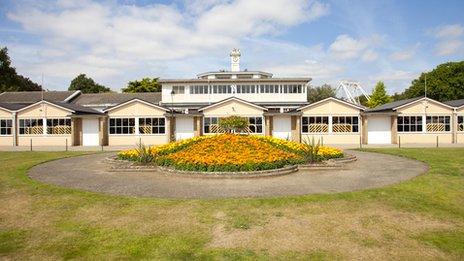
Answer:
[[0, 0, 463, 94]]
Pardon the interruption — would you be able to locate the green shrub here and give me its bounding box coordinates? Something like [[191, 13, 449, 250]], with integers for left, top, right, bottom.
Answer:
[[218, 116, 249, 133]]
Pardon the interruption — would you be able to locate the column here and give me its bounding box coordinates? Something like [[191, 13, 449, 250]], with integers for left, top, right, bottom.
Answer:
[[391, 115, 398, 144], [361, 115, 368, 144], [291, 115, 301, 143], [100, 117, 108, 146], [264, 115, 273, 136], [452, 112, 457, 144]]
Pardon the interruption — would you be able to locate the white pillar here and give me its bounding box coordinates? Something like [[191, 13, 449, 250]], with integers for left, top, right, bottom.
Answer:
[[328, 115, 333, 133], [422, 115, 427, 133], [43, 117, 47, 135]]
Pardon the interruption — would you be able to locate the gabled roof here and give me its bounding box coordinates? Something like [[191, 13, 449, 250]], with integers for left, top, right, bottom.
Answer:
[[297, 97, 365, 111], [72, 92, 161, 106], [198, 97, 268, 112], [444, 99, 464, 109], [367, 97, 455, 112], [103, 98, 169, 112], [0, 91, 78, 103]]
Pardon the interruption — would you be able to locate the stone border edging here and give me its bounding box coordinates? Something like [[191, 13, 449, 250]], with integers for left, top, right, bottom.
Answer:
[[297, 154, 357, 170], [104, 154, 356, 178], [157, 165, 298, 179]]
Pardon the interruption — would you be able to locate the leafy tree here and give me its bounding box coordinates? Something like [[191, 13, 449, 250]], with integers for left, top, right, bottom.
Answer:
[[0, 47, 42, 92], [367, 81, 392, 108], [402, 61, 464, 102], [307, 84, 336, 103], [68, 74, 111, 93], [391, 92, 406, 101], [122, 77, 161, 93]]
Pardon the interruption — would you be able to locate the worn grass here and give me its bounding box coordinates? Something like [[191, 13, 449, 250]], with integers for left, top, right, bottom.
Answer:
[[0, 149, 463, 260]]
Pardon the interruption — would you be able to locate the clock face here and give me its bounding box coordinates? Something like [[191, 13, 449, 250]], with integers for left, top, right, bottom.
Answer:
[[232, 56, 239, 62]]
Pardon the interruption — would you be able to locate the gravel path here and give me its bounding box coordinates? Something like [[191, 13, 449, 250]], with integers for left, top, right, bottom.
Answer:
[[28, 150, 428, 199]]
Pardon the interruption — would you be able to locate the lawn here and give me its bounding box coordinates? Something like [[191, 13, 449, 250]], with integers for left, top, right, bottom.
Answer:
[[0, 149, 463, 260]]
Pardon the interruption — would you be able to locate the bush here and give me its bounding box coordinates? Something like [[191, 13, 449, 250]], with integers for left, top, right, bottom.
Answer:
[[218, 116, 249, 133]]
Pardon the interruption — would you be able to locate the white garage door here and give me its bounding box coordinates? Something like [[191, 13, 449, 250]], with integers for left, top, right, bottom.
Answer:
[[176, 117, 194, 140], [273, 116, 292, 140], [368, 116, 391, 144], [82, 118, 100, 146]]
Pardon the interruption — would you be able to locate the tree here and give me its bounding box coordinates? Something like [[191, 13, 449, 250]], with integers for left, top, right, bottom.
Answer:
[[68, 74, 110, 93], [218, 116, 249, 133], [307, 84, 336, 103], [402, 61, 464, 102], [367, 81, 392, 108], [0, 47, 42, 92], [122, 77, 161, 93]]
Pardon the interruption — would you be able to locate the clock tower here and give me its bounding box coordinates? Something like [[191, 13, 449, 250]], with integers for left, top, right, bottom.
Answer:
[[230, 48, 241, 72]]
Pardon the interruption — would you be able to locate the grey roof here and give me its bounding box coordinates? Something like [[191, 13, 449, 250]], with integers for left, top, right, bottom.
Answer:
[[444, 99, 464, 108], [0, 91, 76, 103], [50, 101, 104, 115], [0, 103, 31, 111], [366, 97, 423, 112], [72, 92, 162, 106]]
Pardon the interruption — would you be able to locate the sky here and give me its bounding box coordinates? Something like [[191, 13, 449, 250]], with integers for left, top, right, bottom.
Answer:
[[0, 0, 463, 94]]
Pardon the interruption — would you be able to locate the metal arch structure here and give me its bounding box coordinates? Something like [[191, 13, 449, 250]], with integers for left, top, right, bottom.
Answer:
[[336, 80, 370, 105]]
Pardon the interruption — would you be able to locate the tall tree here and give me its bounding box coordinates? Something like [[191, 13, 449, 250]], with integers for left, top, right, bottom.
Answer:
[[68, 74, 111, 93], [122, 77, 161, 93], [402, 61, 464, 102], [307, 84, 336, 103], [0, 47, 42, 92], [367, 81, 392, 108]]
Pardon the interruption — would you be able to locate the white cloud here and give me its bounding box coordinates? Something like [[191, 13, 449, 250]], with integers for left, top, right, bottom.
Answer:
[[427, 24, 464, 57], [5, 0, 330, 89], [435, 39, 464, 56], [430, 24, 464, 39], [329, 34, 367, 59], [328, 34, 383, 61], [267, 59, 344, 79], [390, 43, 420, 61], [361, 49, 378, 62]]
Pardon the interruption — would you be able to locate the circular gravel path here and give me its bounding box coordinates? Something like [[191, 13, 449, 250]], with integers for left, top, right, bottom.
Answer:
[[28, 150, 428, 199]]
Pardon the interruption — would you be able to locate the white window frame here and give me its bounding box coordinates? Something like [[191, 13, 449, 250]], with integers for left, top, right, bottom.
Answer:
[[397, 115, 423, 133], [301, 116, 330, 134], [138, 117, 166, 135], [0, 118, 13, 136], [331, 115, 360, 133], [108, 117, 136, 135], [172, 86, 185, 94], [425, 115, 451, 133], [203, 116, 264, 134], [46, 118, 72, 135], [458, 115, 464, 132], [18, 118, 45, 136]]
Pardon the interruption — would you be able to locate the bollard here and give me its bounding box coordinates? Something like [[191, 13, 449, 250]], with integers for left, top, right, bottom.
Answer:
[[30, 139, 32, 151], [398, 136, 401, 148], [359, 135, 362, 149], [101, 145, 104, 151], [321, 136, 324, 146], [436, 136, 439, 148], [66, 138, 68, 151]]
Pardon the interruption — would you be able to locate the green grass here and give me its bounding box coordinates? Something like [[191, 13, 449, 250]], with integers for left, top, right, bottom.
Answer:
[[0, 149, 464, 260]]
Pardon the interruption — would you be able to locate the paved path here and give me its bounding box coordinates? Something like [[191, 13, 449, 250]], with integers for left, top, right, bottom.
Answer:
[[28, 151, 428, 199]]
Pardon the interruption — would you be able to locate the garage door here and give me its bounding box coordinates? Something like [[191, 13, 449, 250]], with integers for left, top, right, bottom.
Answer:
[[82, 118, 100, 146], [368, 116, 391, 144], [176, 117, 194, 140], [273, 116, 292, 140]]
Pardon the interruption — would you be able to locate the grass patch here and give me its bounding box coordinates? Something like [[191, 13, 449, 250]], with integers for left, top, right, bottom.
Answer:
[[416, 230, 464, 257], [0, 149, 464, 259]]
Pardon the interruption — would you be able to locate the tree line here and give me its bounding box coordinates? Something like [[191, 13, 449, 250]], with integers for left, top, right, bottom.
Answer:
[[0, 47, 160, 94], [308, 60, 464, 108], [1, 46, 463, 107]]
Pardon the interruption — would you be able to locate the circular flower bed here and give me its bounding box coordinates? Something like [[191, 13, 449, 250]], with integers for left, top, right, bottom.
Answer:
[[118, 134, 344, 172]]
